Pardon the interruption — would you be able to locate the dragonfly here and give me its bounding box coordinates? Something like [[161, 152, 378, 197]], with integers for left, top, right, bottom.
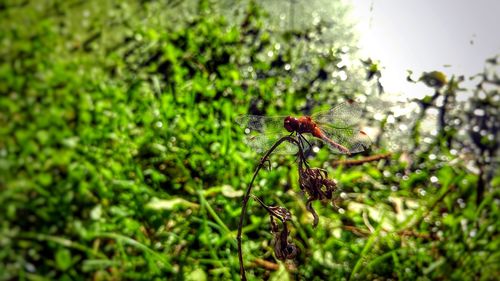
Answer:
[[235, 101, 371, 155]]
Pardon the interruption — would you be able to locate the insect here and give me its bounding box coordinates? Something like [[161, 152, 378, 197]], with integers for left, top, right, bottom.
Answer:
[[236, 101, 371, 155]]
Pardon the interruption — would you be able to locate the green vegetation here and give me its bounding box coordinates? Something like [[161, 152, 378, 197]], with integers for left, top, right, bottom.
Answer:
[[0, 1, 498, 280]]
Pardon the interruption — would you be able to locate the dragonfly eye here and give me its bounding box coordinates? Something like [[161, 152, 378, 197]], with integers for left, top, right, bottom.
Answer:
[[284, 116, 294, 132]]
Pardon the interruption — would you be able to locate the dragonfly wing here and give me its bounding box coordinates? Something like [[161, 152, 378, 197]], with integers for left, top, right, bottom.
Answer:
[[242, 133, 298, 155], [318, 127, 371, 154], [234, 115, 286, 133], [313, 101, 363, 128], [236, 115, 297, 154]]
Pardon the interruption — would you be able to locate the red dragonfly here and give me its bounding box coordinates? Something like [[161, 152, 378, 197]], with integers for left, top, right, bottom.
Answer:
[[236, 101, 371, 155]]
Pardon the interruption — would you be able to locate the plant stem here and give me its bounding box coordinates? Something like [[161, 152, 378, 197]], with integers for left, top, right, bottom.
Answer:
[[331, 153, 392, 167], [237, 135, 299, 280]]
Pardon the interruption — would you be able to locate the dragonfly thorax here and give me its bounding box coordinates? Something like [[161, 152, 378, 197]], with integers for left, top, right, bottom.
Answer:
[[284, 116, 319, 136]]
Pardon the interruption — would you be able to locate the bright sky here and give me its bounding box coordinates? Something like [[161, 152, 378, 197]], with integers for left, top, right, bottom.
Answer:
[[349, 0, 500, 99]]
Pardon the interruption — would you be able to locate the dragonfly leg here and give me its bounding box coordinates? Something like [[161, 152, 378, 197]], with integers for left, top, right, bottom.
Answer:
[[290, 132, 303, 163], [297, 134, 313, 168], [298, 133, 313, 152]]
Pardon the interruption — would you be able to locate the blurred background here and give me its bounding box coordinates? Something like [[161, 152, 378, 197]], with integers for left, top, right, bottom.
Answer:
[[0, 0, 498, 280]]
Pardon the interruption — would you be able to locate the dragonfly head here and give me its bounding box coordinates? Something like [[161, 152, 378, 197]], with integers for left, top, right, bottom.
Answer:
[[284, 116, 298, 132]]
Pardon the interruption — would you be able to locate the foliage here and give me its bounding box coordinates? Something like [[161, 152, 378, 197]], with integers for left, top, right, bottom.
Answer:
[[0, 0, 498, 280]]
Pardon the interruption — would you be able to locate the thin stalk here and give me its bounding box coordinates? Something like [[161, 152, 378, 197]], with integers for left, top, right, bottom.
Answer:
[[237, 135, 300, 281], [15, 232, 107, 259], [198, 191, 227, 273], [87, 232, 172, 271], [331, 153, 392, 167], [198, 190, 234, 237], [349, 213, 385, 281]]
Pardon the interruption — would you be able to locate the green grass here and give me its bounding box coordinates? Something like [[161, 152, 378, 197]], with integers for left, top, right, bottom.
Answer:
[[0, 0, 498, 280]]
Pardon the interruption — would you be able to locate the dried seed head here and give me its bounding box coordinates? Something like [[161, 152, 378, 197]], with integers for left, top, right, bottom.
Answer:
[[250, 194, 291, 222], [306, 199, 319, 227], [299, 167, 336, 199], [268, 206, 292, 222], [298, 163, 337, 227], [270, 216, 299, 260]]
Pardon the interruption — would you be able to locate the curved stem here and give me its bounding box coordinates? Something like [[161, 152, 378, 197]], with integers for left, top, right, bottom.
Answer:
[[237, 135, 300, 280]]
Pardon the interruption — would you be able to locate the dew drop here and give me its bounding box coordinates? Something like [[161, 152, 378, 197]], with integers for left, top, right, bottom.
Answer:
[[374, 113, 384, 121], [338, 71, 347, 81], [473, 109, 485, 116], [25, 263, 36, 273]]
